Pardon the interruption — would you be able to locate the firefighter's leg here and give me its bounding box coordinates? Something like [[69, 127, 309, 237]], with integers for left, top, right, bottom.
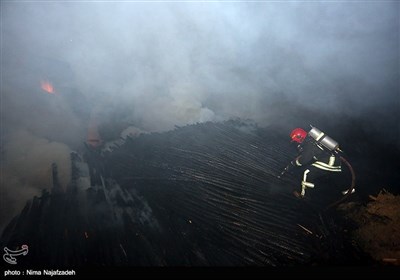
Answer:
[[300, 169, 314, 197], [341, 188, 356, 195], [336, 169, 356, 195]]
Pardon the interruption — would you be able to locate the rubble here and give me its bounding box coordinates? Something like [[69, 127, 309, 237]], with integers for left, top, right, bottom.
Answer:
[[338, 189, 400, 265]]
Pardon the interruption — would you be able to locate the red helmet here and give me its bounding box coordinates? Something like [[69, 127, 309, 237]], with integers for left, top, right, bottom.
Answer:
[[290, 128, 307, 143]]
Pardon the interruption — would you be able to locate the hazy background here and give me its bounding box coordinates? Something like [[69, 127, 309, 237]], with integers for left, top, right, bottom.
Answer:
[[1, 1, 399, 231]]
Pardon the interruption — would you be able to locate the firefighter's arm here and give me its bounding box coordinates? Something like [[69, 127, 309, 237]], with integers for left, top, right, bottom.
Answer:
[[288, 155, 304, 168], [277, 158, 298, 178], [294, 147, 315, 167]]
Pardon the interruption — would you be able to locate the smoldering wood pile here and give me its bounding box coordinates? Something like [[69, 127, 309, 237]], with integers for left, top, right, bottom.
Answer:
[[1, 120, 355, 267]]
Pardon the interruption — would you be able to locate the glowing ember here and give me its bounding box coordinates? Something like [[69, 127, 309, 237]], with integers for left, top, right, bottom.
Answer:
[[40, 80, 55, 94], [87, 114, 102, 148]]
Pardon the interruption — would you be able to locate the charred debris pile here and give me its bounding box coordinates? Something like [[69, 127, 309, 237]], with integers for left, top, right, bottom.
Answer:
[[338, 189, 400, 265], [0, 120, 365, 266]]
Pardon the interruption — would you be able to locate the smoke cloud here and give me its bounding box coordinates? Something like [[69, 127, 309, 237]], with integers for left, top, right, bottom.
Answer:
[[1, 1, 398, 230], [0, 129, 71, 230]]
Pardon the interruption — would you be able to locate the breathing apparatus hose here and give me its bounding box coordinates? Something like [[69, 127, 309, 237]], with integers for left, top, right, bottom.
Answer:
[[325, 156, 356, 211]]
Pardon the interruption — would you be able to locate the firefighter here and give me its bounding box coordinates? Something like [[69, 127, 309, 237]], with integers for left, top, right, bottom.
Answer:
[[287, 127, 353, 198]]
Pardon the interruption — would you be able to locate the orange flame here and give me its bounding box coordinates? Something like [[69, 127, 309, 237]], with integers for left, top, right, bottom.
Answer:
[[40, 80, 55, 94]]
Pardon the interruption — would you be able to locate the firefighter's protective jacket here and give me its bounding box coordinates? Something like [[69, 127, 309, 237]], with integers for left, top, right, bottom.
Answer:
[[293, 138, 341, 196]]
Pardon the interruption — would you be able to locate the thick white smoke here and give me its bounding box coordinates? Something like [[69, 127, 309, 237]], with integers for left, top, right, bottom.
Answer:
[[0, 129, 71, 231], [1, 1, 398, 231]]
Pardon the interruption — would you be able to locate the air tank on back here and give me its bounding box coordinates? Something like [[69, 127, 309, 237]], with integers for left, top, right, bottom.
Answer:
[[308, 126, 339, 152]]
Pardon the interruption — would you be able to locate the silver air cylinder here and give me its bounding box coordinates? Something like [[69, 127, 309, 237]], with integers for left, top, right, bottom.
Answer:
[[308, 126, 339, 151]]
